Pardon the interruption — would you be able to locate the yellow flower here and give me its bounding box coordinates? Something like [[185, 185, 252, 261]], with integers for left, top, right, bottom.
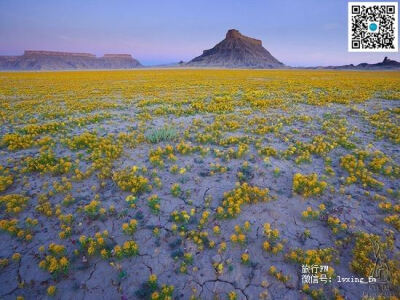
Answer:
[[243, 221, 251, 231], [228, 291, 237, 300], [238, 233, 246, 244], [213, 225, 221, 235], [149, 274, 157, 284], [47, 285, 56, 296], [230, 234, 238, 243], [263, 241, 270, 251], [241, 253, 250, 264], [100, 249, 109, 258], [12, 253, 21, 261], [59, 256, 68, 267]]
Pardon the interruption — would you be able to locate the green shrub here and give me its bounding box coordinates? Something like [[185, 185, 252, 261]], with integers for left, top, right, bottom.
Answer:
[[145, 127, 178, 144]]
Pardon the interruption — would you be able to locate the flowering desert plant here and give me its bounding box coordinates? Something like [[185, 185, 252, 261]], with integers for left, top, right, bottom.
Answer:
[[148, 194, 161, 214], [293, 173, 327, 197], [122, 219, 138, 235], [217, 182, 269, 218], [39, 243, 69, 277]]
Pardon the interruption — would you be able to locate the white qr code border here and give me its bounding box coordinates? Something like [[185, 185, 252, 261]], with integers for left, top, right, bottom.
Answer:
[[348, 2, 398, 52]]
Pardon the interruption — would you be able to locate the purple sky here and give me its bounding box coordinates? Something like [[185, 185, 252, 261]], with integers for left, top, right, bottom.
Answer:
[[0, 0, 399, 66]]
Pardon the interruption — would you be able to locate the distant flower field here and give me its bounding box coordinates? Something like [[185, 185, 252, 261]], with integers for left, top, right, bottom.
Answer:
[[0, 69, 399, 299]]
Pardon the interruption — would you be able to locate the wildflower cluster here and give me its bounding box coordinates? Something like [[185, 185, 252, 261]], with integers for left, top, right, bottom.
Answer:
[[83, 199, 106, 219], [262, 223, 283, 254], [368, 109, 400, 144], [64, 131, 123, 161], [113, 166, 151, 195], [301, 204, 326, 221], [23, 150, 73, 175], [286, 247, 336, 268], [35, 194, 53, 217], [269, 265, 290, 283], [62, 194, 75, 206], [170, 183, 182, 197], [52, 177, 72, 193], [79, 231, 109, 257], [209, 163, 228, 175], [169, 164, 187, 175], [39, 243, 69, 277], [58, 214, 73, 239], [340, 151, 384, 188], [148, 284, 174, 300], [187, 230, 214, 251], [217, 182, 270, 218], [293, 173, 327, 197], [147, 194, 161, 214], [213, 143, 249, 161], [1, 133, 33, 151], [171, 209, 192, 225], [0, 218, 35, 241], [176, 251, 194, 274], [0, 194, 29, 214], [384, 214, 400, 231], [122, 219, 138, 235], [257, 145, 278, 158], [113, 240, 139, 258], [125, 195, 137, 208], [327, 216, 348, 234], [230, 222, 250, 246], [0, 165, 13, 192]]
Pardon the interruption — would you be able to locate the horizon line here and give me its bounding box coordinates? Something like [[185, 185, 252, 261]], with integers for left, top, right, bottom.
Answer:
[[0, 49, 396, 68]]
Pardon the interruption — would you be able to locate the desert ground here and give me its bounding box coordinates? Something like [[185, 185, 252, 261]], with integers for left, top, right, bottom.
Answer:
[[0, 69, 399, 299]]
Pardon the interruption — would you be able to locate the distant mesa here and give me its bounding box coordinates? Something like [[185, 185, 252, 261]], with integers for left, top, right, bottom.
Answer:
[[23, 50, 96, 58], [187, 29, 284, 68], [322, 56, 400, 70], [0, 50, 141, 70]]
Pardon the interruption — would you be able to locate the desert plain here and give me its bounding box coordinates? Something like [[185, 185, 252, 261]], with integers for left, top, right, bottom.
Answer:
[[0, 69, 399, 299]]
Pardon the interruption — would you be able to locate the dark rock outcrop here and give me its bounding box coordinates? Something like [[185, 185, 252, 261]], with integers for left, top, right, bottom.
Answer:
[[0, 50, 141, 70], [187, 29, 284, 68]]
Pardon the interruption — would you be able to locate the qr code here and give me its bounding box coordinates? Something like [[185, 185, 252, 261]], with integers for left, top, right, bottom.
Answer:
[[348, 2, 398, 52]]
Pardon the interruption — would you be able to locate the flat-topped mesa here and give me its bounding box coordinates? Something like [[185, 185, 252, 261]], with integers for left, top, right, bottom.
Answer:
[[188, 29, 283, 68], [102, 54, 133, 58], [225, 29, 262, 46], [24, 50, 96, 58], [0, 50, 142, 70]]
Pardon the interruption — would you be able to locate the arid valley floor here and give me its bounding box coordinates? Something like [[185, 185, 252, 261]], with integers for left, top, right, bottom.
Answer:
[[0, 69, 399, 299]]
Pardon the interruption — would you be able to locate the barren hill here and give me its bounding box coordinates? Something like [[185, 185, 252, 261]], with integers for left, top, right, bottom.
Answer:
[[0, 50, 141, 70], [187, 29, 284, 68]]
